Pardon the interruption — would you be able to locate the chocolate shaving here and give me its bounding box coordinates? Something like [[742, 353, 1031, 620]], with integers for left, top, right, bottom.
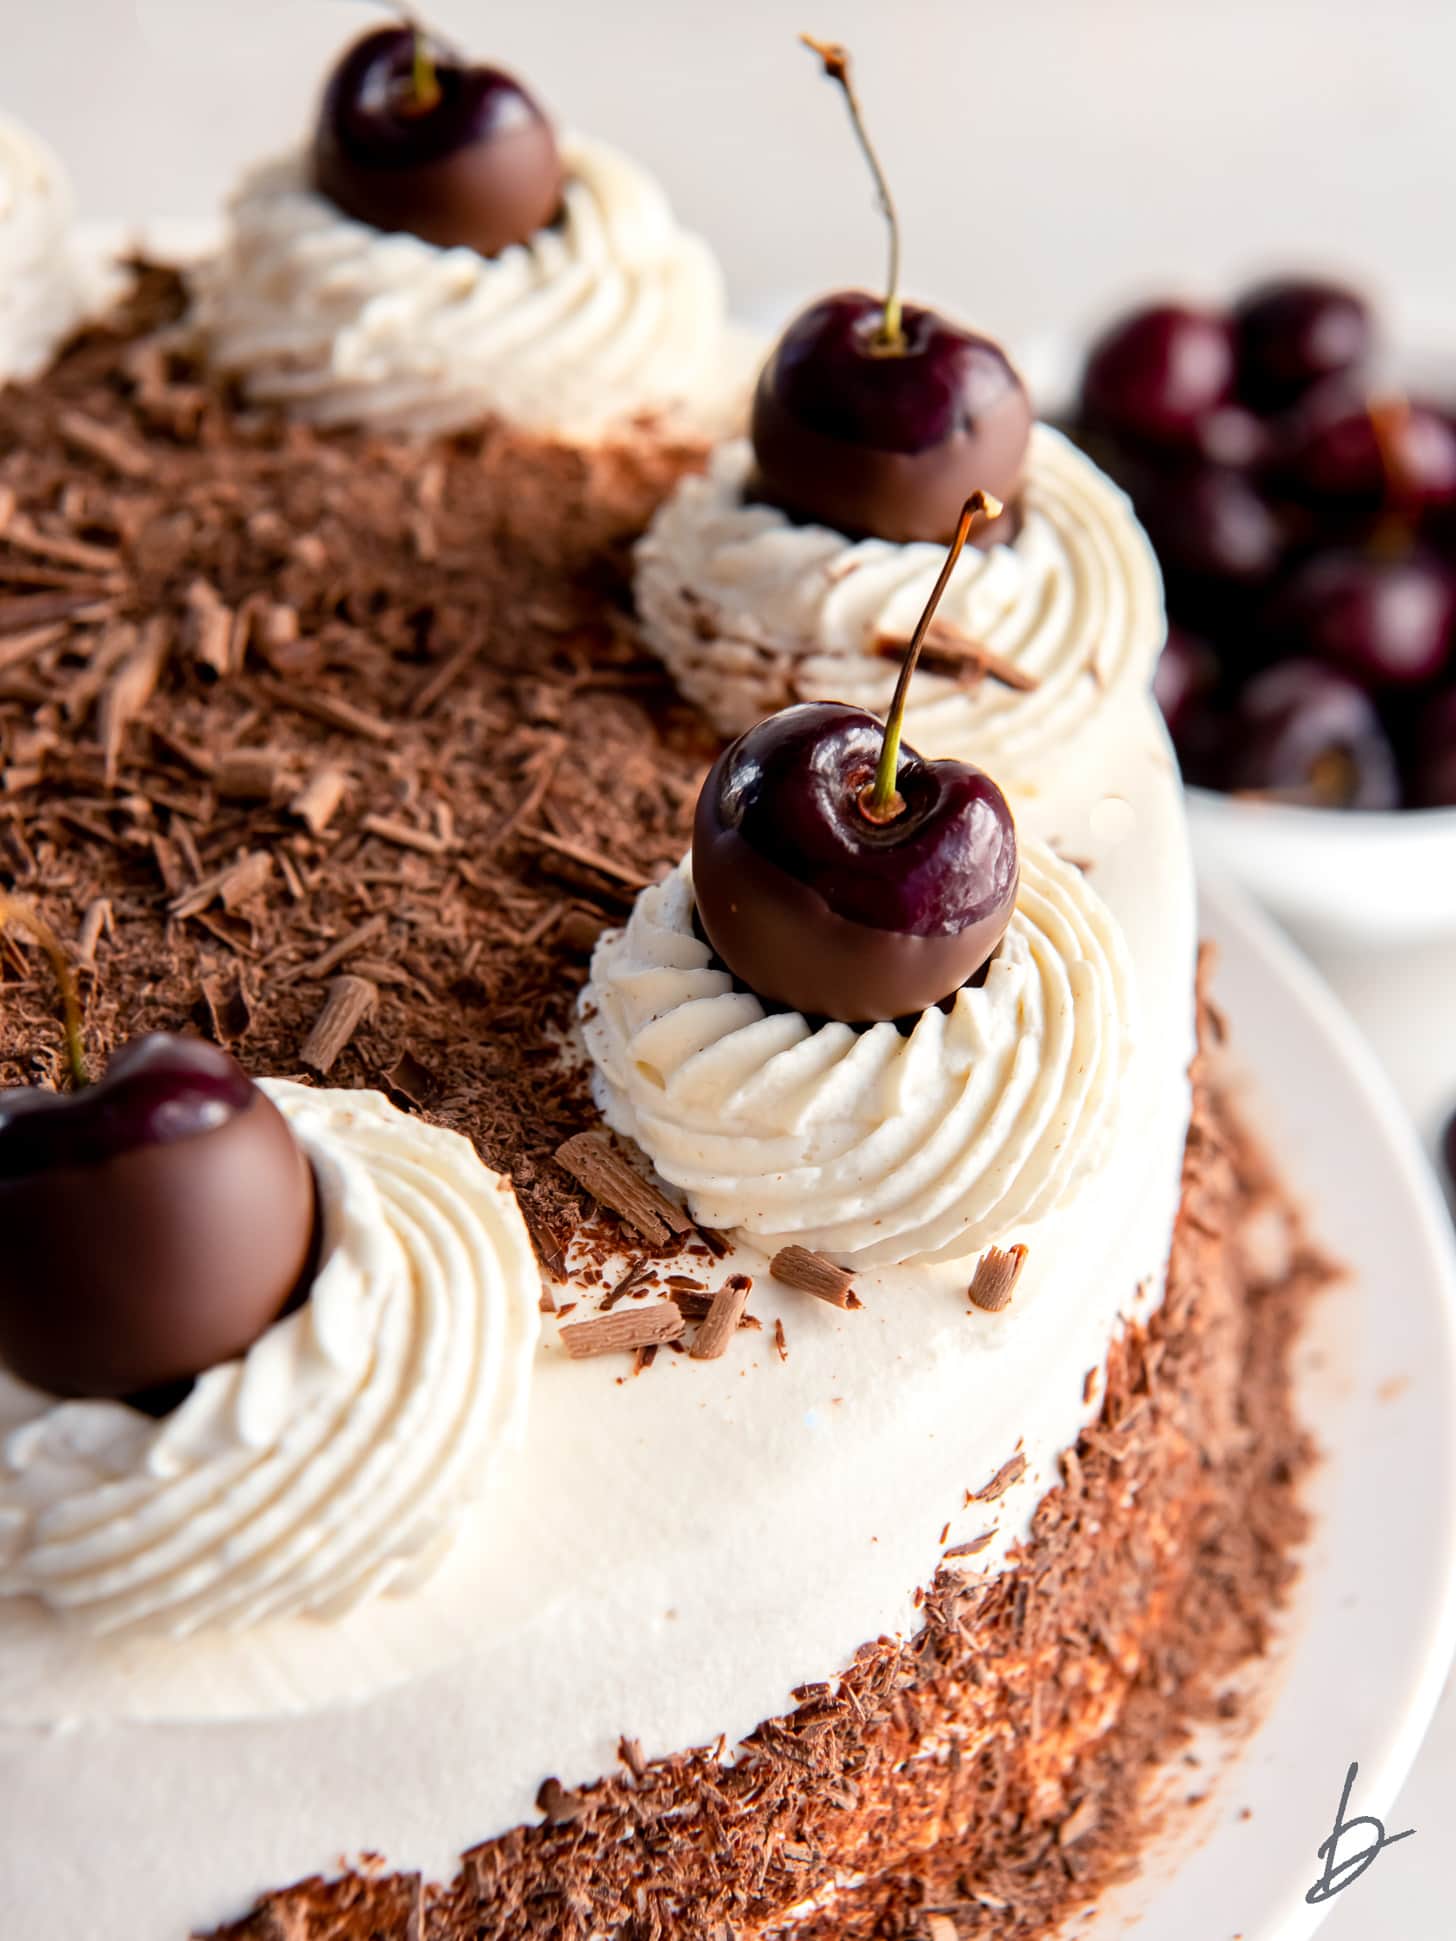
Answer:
[[216, 748, 284, 802], [361, 812, 454, 857], [288, 765, 349, 836], [380, 1047, 435, 1109], [770, 1245, 863, 1310], [773, 1317, 788, 1361], [277, 915, 388, 988], [689, 1274, 753, 1360], [534, 1778, 585, 1827], [968, 1243, 1028, 1313], [300, 974, 378, 1074], [554, 1131, 692, 1244], [193, 973, 253, 1044], [185, 579, 235, 681], [97, 618, 169, 785], [171, 849, 273, 922], [875, 621, 1040, 693], [58, 407, 152, 480], [943, 1531, 996, 1561], [251, 674, 394, 745], [521, 826, 653, 891], [969, 1452, 1028, 1504], [559, 1301, 685, 1359]]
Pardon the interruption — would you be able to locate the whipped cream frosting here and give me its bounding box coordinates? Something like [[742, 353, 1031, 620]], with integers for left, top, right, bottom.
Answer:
[[0, 705, 1196, 1941], [0, 1083, 539, 1636], [194, 133, 754, 441], [634, 425, 1164, 791], [0, 115, 102, 383], [582, 841, 1134, 1267]]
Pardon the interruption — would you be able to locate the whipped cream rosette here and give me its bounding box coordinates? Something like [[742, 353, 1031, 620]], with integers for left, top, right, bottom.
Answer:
[[581, 843, 1134, 1269], [634, 426, 1165, 792], [0, 115, 106, 383], [0, 1084, 540, 1636], [195, 134, 753, 442]]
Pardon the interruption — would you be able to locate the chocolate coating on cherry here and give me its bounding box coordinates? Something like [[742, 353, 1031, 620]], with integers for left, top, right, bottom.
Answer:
[[750, 294, 1032, 545], [312, 26, 563, 256], [0, 1034, 317, 1401], [693, 703, 1018, 1024]]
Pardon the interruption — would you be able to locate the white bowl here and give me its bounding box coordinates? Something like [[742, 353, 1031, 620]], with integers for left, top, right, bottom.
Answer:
[[1188, 786, 1456, 952]]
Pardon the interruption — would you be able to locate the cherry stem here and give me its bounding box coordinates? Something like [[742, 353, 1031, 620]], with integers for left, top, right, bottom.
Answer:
[[865, 492, 1003, 821], [409, 23, 442, 113], [801, 35, 903, 351], [0, 890, 89, 1090]]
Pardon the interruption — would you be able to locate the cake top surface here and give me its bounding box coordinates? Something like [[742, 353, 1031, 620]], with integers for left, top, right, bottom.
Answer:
[[0, 263, 1197, 1932]]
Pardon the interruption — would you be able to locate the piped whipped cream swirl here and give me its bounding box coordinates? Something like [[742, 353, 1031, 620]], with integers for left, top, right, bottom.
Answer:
[[194, 133, 751, 441], [634, 426, 1164, 789], [582, 844, 1134, 1268], [0, 115, 101, 382], [0, 1084, 540, 1636]]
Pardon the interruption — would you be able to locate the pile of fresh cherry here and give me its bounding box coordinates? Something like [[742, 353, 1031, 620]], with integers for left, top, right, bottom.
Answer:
[[1070, 278, 1456, 810]]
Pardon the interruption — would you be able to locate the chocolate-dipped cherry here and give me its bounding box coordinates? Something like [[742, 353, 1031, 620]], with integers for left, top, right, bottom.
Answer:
[[748, 40, 1030, 546], [311, 23, 563, 256], [0, 896, 316, 1400], [693, 494, 1019, 1023]]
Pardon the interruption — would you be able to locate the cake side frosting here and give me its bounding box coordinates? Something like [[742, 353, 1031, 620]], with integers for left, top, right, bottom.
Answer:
[[193, 134, 754, 440], [583, 841, 1133, 1266], [0, 297, 1199, 1941], [0, 1084, 540, 1635], [634, 425, 1164, 790]]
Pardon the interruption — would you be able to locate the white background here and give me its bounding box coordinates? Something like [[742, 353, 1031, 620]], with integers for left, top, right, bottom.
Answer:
[[8, 2, 1456, 1935]]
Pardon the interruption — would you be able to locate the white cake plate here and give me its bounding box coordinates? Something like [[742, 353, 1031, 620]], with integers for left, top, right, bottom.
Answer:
[[1058, 872, 1456, 1941]]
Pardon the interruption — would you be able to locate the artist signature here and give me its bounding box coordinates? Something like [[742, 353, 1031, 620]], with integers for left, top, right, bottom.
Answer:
[[1305, 1761, 1415, 1904]]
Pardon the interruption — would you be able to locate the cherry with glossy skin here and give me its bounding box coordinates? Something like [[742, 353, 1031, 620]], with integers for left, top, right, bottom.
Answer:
[[1079, 303, 1236, 452], [1138, 463, 1284, 591], [311, 25, 563, 256], [694, 703, 1018, 1022], [0, 1027, 316, 1401], [1233, 278, 1373, 413], [748, 39, 1031, 546], [1272, 387, 1456, 517], [1262, 551, 1456, 690], [1223, 659, 1399, 809], [751, 293, 1032, 544], [692, 494, 1019, 1024]]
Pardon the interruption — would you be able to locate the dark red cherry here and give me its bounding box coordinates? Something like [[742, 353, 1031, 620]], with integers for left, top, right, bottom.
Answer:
[[0, 1033, 317, 1399], [1412, 688, 1456, 807], [1080, 304, 1236, 451], [1273, 388, 1456, 516], [693, 703, 1018, 1024], [311, 26, 563, 256], [749, 292, 1031, 545], [1263, 551, 1456, 689], [1233, 279, 1374, 413], [1224, 659, 1399, 808], [1139, 464, 1284, 590]]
